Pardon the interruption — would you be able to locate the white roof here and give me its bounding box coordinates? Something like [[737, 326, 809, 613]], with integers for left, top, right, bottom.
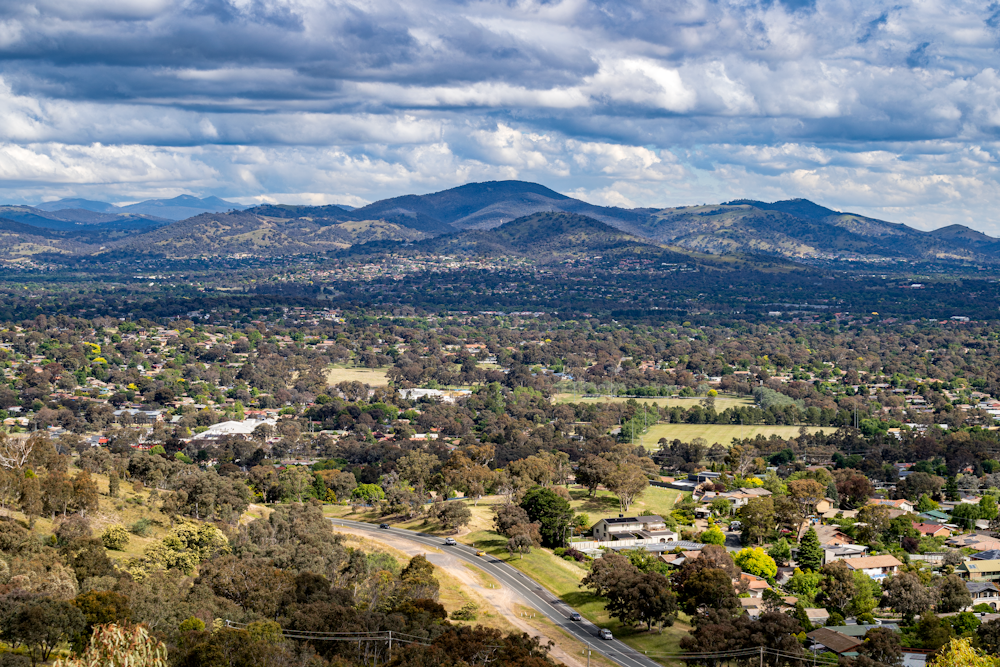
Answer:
[[192, 418, 276, 438]]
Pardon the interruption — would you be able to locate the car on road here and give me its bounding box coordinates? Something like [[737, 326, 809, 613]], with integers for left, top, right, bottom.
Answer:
[[599, 629, 613, 640], [569, 612, 582, 621], [378, 523, 390, 529], [444, 537, 457, 546], [476, 550, 487, 557]]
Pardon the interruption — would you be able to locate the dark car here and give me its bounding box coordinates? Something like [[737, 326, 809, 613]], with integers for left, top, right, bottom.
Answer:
[[378, 523, 390, 529], [569, 612, 582, 621]]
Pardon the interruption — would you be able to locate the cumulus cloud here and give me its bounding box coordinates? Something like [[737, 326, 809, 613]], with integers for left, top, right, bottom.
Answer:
[[4, 0, 1000, 231]]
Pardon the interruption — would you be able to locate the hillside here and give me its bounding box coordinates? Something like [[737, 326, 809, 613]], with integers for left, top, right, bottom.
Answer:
[[2, 181, 1000, 265], [108, 210, 430, 257]]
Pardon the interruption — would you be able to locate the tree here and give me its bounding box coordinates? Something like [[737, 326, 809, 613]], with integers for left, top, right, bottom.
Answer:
[[108, 473, 120, 498], [351, 483, 385, 507], [952, 503, 982, 530], [854, 504, 891, 544], [835, 470, 875, 509], [494, 503, 532, 537], [575, 455, 614, 497], [676, 567, 740, 615], [71, 471, 99, 513], [430, 501, 472, 531], [55, 623, 168, 667], [937, 574, 973, 613], [603, 462, 648, 513], [19, 470, 42, 527], [738, 497, 775, 545], [734, 547, 777, 580], [701, 525, 726, 545], [819, 561, 856, 613], [932, 638, 1000, 667], [849, 571, 881, 619], [631, 572, 678, 631], [5, 598, 86, 666], [519, 486, 573, 548], [976, 618, 1000, 654], [397, 450, 440, 498], [882, 572, 937, 624], [798, 526, 823, 572], [42, 470, 74, 519], [788, 479, 826, 521], [0, 431, 33, 470], [506, 533, 534, 559], [768, 538, 792, 566], [858, 627, 903, 667], [582, 553, 633, 598], [279, 465, 312, 503]]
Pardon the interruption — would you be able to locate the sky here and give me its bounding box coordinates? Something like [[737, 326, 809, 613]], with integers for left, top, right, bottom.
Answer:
[[2, 0, 1000, 232]]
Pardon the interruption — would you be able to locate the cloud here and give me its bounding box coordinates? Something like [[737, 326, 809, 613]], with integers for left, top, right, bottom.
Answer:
[[3, 0, 1000, 232]]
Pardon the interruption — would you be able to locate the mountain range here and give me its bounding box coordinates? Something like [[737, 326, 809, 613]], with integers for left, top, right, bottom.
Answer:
[[0, 181, 998, 265]]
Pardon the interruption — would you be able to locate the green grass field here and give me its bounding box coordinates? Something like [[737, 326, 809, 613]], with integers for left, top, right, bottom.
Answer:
[[638, 423, 831, 449], [552, 394, 754, 411]]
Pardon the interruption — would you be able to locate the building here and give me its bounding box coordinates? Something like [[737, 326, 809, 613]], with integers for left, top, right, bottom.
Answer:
[[191, 418, 277, 441], [589, 515, 679, 545], [842, 555, 903, 580], [957, 560, 1000, 583], [822, 544, 869, 565], [799, 523, 854, 547], [740, 572, 772, 598], [804, 608, 831, 626], [965, 582, 1000, 610], [806, 628, 862, 656], [912, 522, 951, 538], [870, 498, 916, 513]]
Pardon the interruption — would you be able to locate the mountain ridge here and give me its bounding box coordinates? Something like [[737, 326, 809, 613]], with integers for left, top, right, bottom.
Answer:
[[2, 181, 998, 264]]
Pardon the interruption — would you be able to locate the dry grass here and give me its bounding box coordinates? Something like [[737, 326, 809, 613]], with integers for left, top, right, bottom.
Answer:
[[641, 423, 831, 449], [325, 365, 391, 386]]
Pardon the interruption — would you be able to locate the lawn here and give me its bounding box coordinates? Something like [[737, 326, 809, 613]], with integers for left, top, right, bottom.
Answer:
[[639, 423, 831, 449], [325, 365, 390, 386], [552, 394, 754, 411]]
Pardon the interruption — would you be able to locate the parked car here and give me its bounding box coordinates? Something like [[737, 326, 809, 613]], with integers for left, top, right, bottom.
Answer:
[[378, 523, 390, 529], [729, 521, 742, 531], [569, 612, 582, 621], [444, 537, 457, 546], [599, 629, 613, 640]]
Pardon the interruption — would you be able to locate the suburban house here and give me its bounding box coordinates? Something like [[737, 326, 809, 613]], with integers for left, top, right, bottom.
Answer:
[[806, 628, 862, 656], [971, 550, 1000, 561], [948, 535, 1000, 552], [698, 487, 773, 513], [965, 581, 1000, 610], [957, 560, 1000, 583], [869, 498, 915, 513], [804, 608, 831, 626], [740, 572, 772, 598], [822, 544, 869, 565], [842, 554, 903, 580], [799, 524, 854, 547], [922, 510, 953, 524], [589, 515, 678, 545], [912, 522, 951, 538]]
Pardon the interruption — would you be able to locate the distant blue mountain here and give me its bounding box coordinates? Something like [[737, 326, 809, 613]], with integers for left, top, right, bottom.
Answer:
[[36, 198, 120, 214]]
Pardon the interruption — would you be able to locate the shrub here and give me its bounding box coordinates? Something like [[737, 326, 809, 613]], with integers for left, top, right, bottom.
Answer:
[[102, 525, 130, 550], [857, 613, 875, 625], [450, 603, 478, 621], [553, 548, 566, 557], [130, 518, 152, 537], [179, 617, 205, 632]]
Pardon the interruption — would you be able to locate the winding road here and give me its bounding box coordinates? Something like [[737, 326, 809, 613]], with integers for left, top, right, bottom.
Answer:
[[330, 518, 664, 667]]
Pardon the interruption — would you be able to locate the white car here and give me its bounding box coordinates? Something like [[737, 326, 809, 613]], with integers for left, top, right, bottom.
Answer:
[[599, 629, 613, 640], [444, 537, 457, 546]]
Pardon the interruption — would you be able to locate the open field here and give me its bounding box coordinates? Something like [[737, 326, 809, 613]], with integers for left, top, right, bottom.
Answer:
[[325, 365, 390, 386], [552, 394, 754, 411], [639, 423, 831, 448]]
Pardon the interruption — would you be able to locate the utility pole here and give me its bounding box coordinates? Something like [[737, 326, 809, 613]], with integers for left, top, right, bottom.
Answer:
[[387, 630, 392, 663], [587, 649, 591, 667]]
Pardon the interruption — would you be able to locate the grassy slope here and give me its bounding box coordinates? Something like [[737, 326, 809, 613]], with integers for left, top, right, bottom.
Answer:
[[325, 365, 391, 386], [326, 485, 687, 665], [551, 395, 754, 411]]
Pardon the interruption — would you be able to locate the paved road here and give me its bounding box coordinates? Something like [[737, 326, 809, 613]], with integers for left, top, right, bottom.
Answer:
[[331, 519, 664, 667]]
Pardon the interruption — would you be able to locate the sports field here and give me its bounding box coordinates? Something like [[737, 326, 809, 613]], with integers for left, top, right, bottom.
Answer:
[[635, 423, 831, 449]]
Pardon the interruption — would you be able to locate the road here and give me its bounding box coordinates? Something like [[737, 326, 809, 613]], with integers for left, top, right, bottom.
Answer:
[[331, 518, 664, 667]]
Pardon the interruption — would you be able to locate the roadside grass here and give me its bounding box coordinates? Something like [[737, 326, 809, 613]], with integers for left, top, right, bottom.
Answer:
[[641, 423, 831, 449], [325, 365, 390, 386]]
